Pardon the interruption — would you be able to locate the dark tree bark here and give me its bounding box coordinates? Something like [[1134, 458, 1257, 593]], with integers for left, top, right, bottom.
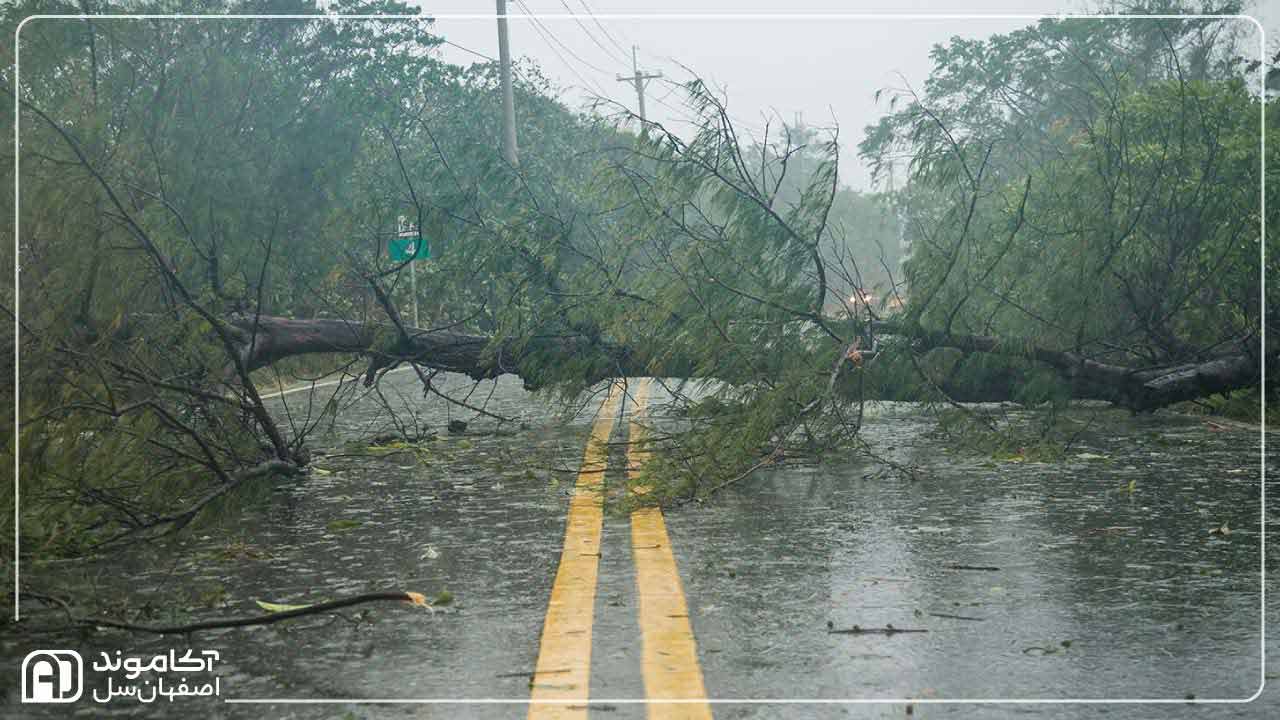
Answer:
[[224, 315, 689, 387], [229, 316, 483, 373], [877, 322, 1265, 412], [222, 315, 1264, 413]]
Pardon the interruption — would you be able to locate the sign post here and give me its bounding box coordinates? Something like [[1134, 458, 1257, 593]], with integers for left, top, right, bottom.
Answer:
[[392, 216, 429, 328]]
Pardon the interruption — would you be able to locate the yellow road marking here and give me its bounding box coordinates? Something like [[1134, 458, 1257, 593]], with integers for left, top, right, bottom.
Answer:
[[528, 386, 621, 719], [628, 380, 714, 720]]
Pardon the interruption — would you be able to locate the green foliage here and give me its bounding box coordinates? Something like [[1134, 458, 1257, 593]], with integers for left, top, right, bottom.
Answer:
[[859, 8, 1269, 399], [1174, 387, 1268, 423], [3, 0, 1269, 548], [2, 0, 631, 551]]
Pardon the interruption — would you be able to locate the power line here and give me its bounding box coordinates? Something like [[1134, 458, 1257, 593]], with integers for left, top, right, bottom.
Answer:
[[437, 36, 536, 89], [649, 79, 767, 138], [560, 0, 630, 66], [521, 17, 609, 98], [648, 95, 704, 130], [568, 19, 767, 138], [441, 38, 494, 63], [514, 0, 614, 87], [577, 0, 632, 61], [651, 81, 682, 107], [444, 6, 763, 139]]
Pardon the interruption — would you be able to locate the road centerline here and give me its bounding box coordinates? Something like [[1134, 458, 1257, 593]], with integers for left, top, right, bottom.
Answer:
[[628, 380, 714, 720], [528, 385, 622, 719]]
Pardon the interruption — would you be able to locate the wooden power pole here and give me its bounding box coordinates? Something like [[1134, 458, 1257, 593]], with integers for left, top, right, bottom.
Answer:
[[496, 0, 519, 165], [616, 45, 662, 121]]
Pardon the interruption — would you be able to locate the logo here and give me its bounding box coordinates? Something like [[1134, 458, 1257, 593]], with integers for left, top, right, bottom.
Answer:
[[92, 649, 221, 703], [21, 650, 83, 703]]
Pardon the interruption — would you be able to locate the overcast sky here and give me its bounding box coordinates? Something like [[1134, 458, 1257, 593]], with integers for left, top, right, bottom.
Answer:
[[415, 1, 1273, 191]]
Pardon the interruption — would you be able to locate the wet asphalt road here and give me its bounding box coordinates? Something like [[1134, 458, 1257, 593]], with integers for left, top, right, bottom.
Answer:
[[3, 370, 1277, 718]]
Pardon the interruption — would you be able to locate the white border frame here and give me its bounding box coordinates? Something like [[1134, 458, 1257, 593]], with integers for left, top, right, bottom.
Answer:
[[10, 9, 1268, 708]]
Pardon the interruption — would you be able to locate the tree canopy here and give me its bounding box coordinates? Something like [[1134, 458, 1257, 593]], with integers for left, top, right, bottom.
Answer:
[[2, 1, 1271, 552]]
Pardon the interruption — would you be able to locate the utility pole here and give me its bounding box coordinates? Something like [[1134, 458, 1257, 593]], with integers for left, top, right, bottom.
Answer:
[[496, 0, 519, 166], [616, 45, 662, 121]]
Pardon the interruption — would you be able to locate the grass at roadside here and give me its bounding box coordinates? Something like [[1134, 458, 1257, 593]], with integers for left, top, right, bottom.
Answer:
[[1171, 387, 1271, 426]]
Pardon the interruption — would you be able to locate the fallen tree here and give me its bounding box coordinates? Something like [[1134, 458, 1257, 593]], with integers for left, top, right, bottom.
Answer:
[[223, 314, 690, 388], [10, 7, 1266, 556], [878, 323, 1267, 412], [222, 314, 1266, 414]]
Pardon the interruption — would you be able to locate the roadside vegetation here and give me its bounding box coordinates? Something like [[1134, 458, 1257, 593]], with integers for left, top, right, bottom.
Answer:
[[2, 0, 1272, 563]]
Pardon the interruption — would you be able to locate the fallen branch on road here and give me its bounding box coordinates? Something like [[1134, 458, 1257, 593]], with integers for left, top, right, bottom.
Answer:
[[92, 460, 305, 547], [927, 612, 985, 622], [22, 591, 435, 636]]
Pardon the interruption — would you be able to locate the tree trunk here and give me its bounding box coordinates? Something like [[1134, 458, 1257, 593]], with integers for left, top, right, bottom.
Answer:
[[222, 315, 1263, 412], [876, 322, 1265, 412], [229, 316, 489, 375], [224, 315, 686, 387]]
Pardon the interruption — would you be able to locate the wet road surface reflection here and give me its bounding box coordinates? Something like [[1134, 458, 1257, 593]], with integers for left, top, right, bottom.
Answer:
[[3, 373, 1273, 718]]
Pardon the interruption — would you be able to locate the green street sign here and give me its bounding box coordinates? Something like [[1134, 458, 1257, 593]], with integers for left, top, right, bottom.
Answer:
[[390, 235, 429, 262]]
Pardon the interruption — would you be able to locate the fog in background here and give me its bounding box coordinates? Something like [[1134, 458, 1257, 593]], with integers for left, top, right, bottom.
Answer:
[[416, 1, 1273, 191]]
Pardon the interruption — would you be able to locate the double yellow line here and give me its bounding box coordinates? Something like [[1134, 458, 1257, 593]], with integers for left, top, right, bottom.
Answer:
[[528, 380, 712, 719]]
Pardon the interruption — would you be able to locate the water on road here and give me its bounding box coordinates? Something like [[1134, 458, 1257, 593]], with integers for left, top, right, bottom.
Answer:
[[3, 371, 1273, 718]]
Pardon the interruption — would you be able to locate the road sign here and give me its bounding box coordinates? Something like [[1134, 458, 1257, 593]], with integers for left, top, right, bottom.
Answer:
[[389, 235, 429, 262]]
